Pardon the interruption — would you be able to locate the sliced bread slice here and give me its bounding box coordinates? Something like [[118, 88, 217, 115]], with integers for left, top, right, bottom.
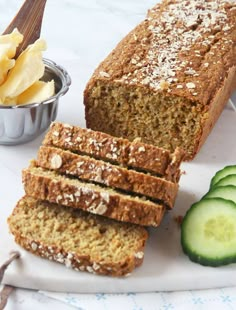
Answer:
[[8, 196, 148, 277], [36, 145, 179, 208], [43, 122, 184, 181], [22, 163, 166, 227]]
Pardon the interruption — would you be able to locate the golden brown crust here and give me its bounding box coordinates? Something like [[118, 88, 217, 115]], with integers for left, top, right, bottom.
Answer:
[[84, 0, 236, 160], [8, 196, 148, 277], [85, 0, 236, 103], [164, 147, 185, 181], [36, 146, 179, 208], [43, 122, 182, 178], [193, 66, 236, 157], [22, 166, 166, 227]]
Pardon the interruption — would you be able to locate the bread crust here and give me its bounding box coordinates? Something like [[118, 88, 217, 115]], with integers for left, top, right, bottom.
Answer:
[[8, 196, 148, 277], [43, 122, 183, 178], [193, 66, 236, 157], [22, 166, 166, 227], [36, 145, 179, 208], [84, 0, 236, 160]]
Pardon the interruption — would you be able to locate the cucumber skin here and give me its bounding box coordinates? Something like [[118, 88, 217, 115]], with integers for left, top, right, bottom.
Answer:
[[210, 165, 236, 188], [213, 174, 236, 188], [181, 246, 235, 267], [202, 185, 236, 203], [181, 198, 236, 267]]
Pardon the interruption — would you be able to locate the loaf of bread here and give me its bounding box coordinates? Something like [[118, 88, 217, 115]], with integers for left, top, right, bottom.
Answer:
[[22, 163, 166, 227], [8, 196, 148, 277], [84, 0, 236, 160], [37, 145, 179, 208]]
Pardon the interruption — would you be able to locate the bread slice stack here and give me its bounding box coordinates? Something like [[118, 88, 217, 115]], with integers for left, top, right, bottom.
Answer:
[[8, 122, 184, 276]]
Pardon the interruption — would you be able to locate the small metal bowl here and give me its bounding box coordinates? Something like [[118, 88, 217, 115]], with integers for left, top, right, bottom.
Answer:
[[0, 58, 71, 145]]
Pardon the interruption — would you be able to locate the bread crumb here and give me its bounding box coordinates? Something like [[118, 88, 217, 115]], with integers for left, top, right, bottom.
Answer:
[[174, 215, 183, 227]]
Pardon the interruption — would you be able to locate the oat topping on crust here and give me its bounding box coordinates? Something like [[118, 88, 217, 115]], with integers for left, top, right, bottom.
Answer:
[[119, 0, 235, 92], [134, 251, 144, 259], [50, 154, 62, 169]]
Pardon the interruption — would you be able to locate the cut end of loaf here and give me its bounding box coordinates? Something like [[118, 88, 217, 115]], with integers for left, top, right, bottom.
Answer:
[[83, 0, 236, 161], [84, 81, 204, 160], [8, 196, 148, 277]]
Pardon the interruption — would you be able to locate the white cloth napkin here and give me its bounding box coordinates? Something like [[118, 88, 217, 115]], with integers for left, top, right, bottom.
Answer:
[[40, 287, 236, 310]]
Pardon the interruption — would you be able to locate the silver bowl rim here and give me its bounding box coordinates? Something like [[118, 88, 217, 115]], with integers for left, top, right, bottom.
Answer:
[[0, 58, 71, 110]]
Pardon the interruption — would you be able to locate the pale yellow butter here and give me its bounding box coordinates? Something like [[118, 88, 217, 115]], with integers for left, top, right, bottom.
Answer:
[[0, 29, 55, 105], [0, 29, 23, 85], [17, 80, 55, 105]]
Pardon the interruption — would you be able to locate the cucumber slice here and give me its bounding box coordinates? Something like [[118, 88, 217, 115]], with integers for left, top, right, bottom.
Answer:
[[213, 174, 236, 188], [181, 198, 236, 266], [210, 165, 236, 188], [203, 185, 236, 204]]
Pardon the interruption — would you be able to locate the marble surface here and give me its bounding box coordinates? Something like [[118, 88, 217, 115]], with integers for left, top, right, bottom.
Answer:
[[1, 0, 236, 309]]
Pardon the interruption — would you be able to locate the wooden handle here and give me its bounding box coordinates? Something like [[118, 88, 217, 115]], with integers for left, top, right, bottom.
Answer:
[[0, 286, 14, 310], [0, 251, 20, 284], [2, 0, 47, 57]]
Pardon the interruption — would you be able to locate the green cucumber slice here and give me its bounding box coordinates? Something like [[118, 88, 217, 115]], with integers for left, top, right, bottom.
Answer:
[[213, 174, 236, 188], [181, 198, 236, 266], [203, 185, 236, 204], [210, 165, 236, 188]]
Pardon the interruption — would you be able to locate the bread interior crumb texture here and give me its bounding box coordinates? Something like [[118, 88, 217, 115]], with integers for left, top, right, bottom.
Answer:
[[87, 81, 205, 156], [9, 198, 146, 264]]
